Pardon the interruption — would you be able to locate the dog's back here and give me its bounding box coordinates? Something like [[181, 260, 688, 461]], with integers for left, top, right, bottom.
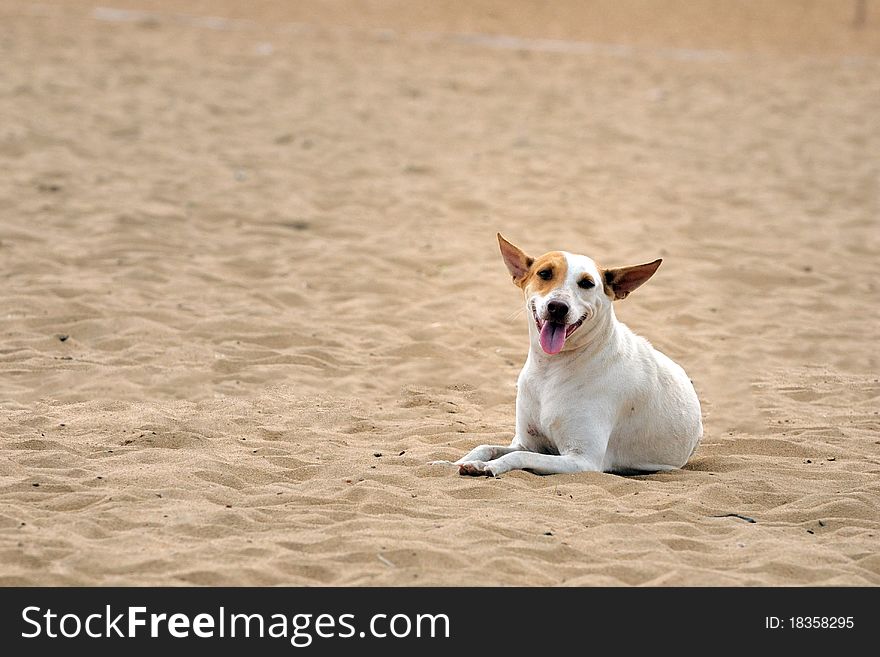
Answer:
[[598, 323, 703, 473]]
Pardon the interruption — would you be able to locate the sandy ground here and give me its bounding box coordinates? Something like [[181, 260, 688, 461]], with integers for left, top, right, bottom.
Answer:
[[1, 1, 878, 586]]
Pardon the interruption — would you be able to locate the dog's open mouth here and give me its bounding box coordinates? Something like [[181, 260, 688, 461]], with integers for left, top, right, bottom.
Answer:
[[531, 301, 587, 355]]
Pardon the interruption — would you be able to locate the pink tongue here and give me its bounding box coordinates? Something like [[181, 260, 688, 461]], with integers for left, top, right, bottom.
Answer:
[[539, 322, 567, 355]]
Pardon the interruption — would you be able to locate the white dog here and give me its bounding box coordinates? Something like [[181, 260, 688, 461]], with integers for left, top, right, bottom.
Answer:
[[453, 234, 702, 477]]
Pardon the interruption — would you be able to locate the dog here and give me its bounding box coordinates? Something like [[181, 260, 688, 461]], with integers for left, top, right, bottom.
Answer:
[[452, 234, 702, 477]]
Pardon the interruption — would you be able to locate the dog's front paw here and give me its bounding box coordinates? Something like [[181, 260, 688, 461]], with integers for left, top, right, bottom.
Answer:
[[458, 460, 498, 477]]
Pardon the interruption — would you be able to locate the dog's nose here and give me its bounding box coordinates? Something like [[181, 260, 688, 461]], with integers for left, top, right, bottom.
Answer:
[[546, 300, 569, 322]]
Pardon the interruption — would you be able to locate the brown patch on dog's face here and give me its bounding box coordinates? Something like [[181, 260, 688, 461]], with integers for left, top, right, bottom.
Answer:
[[577, 273, 596, 290], [522, 252, 568, 296]]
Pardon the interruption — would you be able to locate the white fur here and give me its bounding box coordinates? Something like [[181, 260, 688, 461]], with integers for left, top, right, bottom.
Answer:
[[453, 251, 702, 476]]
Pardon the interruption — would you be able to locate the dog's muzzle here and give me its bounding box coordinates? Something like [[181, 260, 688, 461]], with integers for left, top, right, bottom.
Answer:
[[531, 300, 589, 355]]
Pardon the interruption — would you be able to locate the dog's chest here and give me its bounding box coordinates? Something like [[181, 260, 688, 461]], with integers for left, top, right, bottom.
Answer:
[[522, 419, 558, 455], [517, 367, 580, 453]]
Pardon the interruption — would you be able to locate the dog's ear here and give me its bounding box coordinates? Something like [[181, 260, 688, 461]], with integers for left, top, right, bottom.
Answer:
[[603, 259, 662, 300], [497, 233, 533, 286]]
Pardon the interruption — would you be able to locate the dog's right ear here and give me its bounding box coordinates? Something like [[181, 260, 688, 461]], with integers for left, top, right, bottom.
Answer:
[[497, 233, 533, 287]]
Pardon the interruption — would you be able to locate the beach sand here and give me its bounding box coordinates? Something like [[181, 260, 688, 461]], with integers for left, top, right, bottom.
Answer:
[[0, 0, 878, 585]]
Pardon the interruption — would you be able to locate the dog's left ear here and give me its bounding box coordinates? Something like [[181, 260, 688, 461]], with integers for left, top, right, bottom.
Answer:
[[603, 259, 662, 300]]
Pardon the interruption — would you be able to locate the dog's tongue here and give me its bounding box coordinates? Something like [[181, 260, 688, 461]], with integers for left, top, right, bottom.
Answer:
[[539, 322, 567, 355]]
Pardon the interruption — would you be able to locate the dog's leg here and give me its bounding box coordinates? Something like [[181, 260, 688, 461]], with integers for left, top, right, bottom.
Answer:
[[453, 444, 522, 464], [430, 443, 523, 466], [458, 451, 600, 477]]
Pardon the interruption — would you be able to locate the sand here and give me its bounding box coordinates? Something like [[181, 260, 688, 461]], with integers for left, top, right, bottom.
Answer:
[[0, 0, 878, 586]]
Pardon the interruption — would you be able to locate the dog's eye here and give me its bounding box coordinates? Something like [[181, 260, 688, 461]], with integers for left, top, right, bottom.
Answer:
[[578, 278, 595, 289], [537, 269, 552, 280]]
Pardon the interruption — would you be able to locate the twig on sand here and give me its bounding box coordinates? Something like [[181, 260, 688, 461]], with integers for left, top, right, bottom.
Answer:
[[712, 513, 757, 524], [853, 0, 867, 29], [377, 553, 396, 568]]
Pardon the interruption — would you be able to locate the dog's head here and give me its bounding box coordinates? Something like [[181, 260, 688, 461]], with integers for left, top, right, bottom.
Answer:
[[498, 233, 661, 355]]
